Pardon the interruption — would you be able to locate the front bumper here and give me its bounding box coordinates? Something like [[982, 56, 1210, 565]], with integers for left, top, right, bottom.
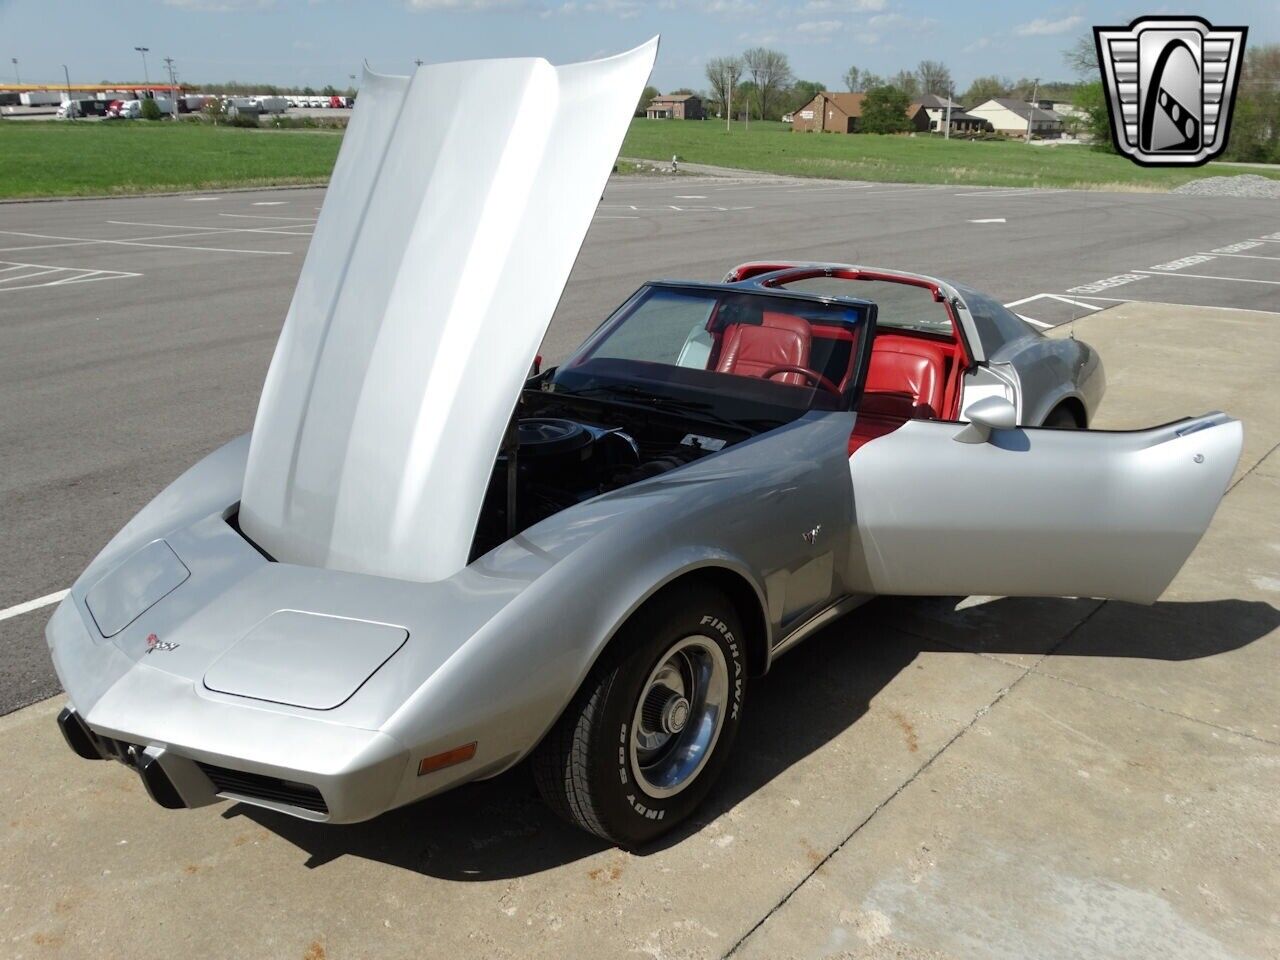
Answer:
[[49, 597, 412, 824]]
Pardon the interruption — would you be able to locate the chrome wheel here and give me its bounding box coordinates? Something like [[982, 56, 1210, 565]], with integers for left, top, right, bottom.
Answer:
[[629, 635, 729, 799]]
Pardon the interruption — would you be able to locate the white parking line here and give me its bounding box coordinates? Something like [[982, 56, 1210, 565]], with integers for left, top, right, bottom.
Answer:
[[1199, 250, 1280, 261], [1015, 313, 1053, 328], [1133, 269, 1280, 286], [183, 197, 218, 202], [105, 220, 314, 237], [0, 229, 293, 257], [0, 589, 68, 623], [218, 213, 317, 222], [0, 260, 142, 293], [1004, 293, 1103, 311]]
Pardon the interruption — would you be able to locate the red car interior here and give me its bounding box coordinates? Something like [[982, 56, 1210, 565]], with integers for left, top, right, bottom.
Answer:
[[722, 262, 971, 455], [715, 312, 813, 387]]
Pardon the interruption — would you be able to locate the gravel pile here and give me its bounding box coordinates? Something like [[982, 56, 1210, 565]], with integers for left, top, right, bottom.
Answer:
[[1172, 173, 1280, 198]]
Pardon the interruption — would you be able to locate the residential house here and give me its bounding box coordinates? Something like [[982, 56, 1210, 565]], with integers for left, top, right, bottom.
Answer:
[[646, 94, 704, 120], [966, 98, 1064, 138], [792, 92, 930, 134]]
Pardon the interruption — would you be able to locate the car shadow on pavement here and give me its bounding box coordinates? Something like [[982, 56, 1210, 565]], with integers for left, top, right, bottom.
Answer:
[[228, 595, 1278, 878]]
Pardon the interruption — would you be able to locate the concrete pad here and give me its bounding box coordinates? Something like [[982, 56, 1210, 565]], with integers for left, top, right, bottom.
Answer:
[[1049, 300, 1280, 482], [0, 628, 1024, 959], [1039, 300, 1280, 742], [735, 671, 1280, 960]]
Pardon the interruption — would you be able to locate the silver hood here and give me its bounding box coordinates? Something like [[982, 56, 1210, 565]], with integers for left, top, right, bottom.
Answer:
[[238, 40, 659, 582]]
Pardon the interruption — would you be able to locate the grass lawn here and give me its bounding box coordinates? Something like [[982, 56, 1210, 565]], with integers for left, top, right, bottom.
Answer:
[[0, 120, 342, 199], [622, 119, 1280, 191]]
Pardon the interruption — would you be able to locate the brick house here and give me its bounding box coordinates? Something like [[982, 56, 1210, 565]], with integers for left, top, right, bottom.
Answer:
[[792, 92, 930, 133], [646, 94, 704, 120]]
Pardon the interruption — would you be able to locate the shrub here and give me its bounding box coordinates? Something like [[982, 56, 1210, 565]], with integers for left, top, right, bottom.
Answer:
[[140, 98, 163, 121]]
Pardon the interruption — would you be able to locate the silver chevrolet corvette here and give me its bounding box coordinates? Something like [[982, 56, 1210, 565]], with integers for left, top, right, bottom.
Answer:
[[48, 41, 1242, 847]]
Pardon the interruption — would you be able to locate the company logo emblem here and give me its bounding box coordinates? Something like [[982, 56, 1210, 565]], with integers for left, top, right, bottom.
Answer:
[[144, 632, 180, 654], [1094, 16, 1247, 166]]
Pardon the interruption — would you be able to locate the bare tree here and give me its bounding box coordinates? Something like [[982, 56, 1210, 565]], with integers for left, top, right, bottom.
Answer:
[[842, 65, 861, 92], [705, 55, 744, 116], [1063, 33, 1099, 75], [889, 69, 920, 98], [743, 47, 794, 120], [916, 60, 952, 97]]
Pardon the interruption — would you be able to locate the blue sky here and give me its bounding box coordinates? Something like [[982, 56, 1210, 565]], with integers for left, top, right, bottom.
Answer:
[[2, 0, 1276, 92]]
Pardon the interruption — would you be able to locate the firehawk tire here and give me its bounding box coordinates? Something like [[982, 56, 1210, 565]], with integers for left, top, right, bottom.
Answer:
[[532, 583, 746, 846]]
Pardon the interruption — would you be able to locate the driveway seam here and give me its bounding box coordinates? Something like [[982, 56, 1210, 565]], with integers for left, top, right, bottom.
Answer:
[[722, 602, 1104, 958], [1026, 667, 1280, 747], [1227, 439, 1279, 493]]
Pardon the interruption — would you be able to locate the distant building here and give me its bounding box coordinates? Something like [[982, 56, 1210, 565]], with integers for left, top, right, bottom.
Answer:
[[792, 92, 930, 134], [967, 98, 1064, 138], [914, 94, 990, 135], [646, 94, 704, 120]]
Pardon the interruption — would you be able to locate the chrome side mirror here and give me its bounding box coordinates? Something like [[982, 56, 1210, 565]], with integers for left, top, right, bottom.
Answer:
[[954, 396, 1017, 444]]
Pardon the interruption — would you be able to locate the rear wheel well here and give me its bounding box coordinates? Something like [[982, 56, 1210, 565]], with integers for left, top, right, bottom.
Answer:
[[632, 567, 770, 678], [1046, 396, 1086, 428]]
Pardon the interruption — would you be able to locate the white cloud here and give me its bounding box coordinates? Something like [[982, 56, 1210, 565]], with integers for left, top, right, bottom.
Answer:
[[1013, 15, 1082, 36], [795, 19, 841, 33], [801, 0, 885, 11], [866, 11, 935, 32], [962, 36, 991, 52], [161, 0, 274, 9], [406, 0, 524, 9]]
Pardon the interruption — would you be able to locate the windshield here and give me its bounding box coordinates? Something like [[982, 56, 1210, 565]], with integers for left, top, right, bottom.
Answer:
[[552, 284, 870, 425]]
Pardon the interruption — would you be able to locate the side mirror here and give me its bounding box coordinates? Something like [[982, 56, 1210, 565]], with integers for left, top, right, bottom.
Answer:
[[954, 396, 1017, 444]]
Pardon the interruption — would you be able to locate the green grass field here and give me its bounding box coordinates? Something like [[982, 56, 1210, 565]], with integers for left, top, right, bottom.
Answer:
[[0, 121, 342, 199], [3, 116, 1276, 200], [622, 119, 1280, 191]]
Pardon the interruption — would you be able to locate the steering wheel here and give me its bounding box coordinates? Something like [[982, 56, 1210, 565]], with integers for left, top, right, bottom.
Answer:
[[761, 364, 842, 396]]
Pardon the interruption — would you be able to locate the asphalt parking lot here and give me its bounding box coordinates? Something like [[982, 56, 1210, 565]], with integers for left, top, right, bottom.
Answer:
[[1, 176, 1278, 958]]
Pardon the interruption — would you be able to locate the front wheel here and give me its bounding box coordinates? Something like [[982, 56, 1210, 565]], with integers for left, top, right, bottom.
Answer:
[[532, 584, 746, 847]]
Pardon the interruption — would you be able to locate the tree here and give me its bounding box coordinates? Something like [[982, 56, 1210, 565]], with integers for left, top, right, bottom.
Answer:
[[140, 97, 163, 121], [917, 60, 952, 97], [861, 85, 911, 133], [743, 47, 794, 120], [1073, 80, 1113, 151], [704, 55, 743, 117], [860, 72, 884, 91], [1225, 44, 1280, 162], [1063, 33, 1098, 76], [736, 80, 759, 120], [669, 87, 695, 95], [636, 84, 659, 116], [963, 75, 1010, 105], [787, 79, 824, 113], [842, 65, 860, 92], [889, 70, 920, 99]]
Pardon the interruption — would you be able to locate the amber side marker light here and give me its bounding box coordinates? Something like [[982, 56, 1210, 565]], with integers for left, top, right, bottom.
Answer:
[[418, 742, 477, 776]]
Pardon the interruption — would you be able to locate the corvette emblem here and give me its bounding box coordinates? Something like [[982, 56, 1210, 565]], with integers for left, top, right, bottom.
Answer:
[[144, 633, 180, 654], [1094, 16, 1247, 167]]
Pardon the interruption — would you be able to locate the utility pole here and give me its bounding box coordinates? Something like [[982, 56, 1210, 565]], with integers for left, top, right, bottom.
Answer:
[[726, 69, 731, 133], [11, 58, 18, 85], [134, 46, 150, 91], [944, 80, 952, 139], [1025, 77, 1038, 142], [63, 64, 73, 119], [163, 57, 177, 119]]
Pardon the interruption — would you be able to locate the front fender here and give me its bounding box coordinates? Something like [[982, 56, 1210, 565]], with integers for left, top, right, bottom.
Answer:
[[72, 434, 251, 594]]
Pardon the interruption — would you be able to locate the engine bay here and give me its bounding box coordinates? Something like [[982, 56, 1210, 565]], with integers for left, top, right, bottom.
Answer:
[[469, 389, 748, 559]]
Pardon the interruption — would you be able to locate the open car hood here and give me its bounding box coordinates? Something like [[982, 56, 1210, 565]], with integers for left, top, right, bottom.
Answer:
[[238, 39, 658, 582]]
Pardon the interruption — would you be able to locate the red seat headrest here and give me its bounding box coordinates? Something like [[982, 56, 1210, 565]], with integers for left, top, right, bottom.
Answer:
[[717, 311, 812, 387]]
